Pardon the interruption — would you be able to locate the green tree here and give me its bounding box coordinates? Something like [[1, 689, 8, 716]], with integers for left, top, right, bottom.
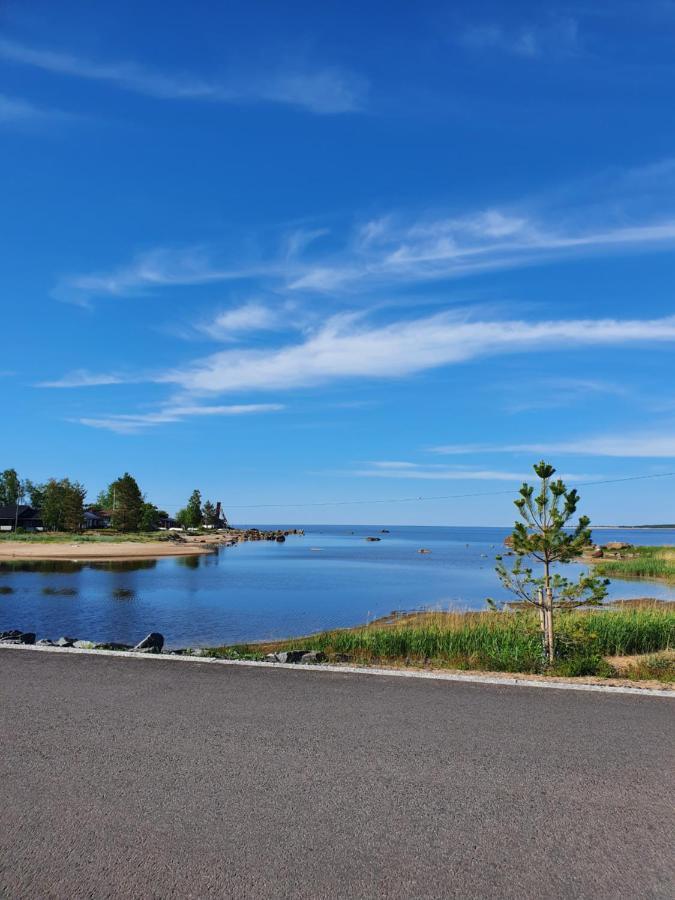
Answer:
[[139, 502, 162, 531], [25, 480, 46, 510], [0, 469, 22, 506], [202, 499, 217, 527], [175, 508, 189, 529], [488, 461, 609, 662], [107, 473, 144, 532], [41, 479, 86, 531], [184, 490, 203, 528]]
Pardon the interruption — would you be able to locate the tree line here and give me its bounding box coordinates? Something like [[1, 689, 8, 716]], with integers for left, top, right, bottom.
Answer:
[[0, 469, 225, 533]]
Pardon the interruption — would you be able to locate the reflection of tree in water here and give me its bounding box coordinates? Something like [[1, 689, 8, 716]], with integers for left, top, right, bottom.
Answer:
[[175, 555, 201, 569], [0, 559, 158, 575], [89, 560, 157, 572], [0, 560, 84, 575]]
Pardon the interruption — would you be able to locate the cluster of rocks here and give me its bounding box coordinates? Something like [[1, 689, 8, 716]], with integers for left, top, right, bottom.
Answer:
[[0, 630, 165, 653], [264, 649, 326, 664], [589, 541, 633, 559], [0, 630, 331, 665], [238, 528, 304, 544]]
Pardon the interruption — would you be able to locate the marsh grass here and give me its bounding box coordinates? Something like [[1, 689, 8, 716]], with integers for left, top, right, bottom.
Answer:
[[593, 546, 675, 582], [204, 603, 675, 677]]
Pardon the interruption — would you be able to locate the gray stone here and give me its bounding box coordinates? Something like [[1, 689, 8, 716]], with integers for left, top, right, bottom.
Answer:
[[56, 636, 77, 647], [133, 632, 164, 653], [95, 642, 133, 651], [274, 650, 308, 664], [265, 653, 278, 662], [36, 639, 55, 646], [0, 630, 22, 640], [73, 640, 95, 649], [300, 651, 326, 664], [0, 632, 35, 645]]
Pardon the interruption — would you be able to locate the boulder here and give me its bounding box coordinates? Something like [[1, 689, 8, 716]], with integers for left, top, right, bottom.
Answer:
[[133, 632, 164, 653], [0, 632, 36, 645], [605, 541, 632, 551], [300, 651, 326, 664], [0, 630, 22, 640], [274, 650, 308, 664], [95, 642, 133, 651], [276, 535, 286, 542], [365, 536, 381, 542], [590, 547, 604, 559], [73, 640, 96, 649], [36, 638, 55, 646], [56, 636, 77, 647]]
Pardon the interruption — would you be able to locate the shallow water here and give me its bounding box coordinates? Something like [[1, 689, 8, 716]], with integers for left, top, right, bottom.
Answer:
[[1, 526, 673, 647]]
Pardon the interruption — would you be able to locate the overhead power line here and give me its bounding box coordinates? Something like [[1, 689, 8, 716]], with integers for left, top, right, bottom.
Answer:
[[201, 470, 675, 511]]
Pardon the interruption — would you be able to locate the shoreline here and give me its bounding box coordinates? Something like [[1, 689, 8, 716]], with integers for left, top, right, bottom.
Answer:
[[0, 528, 301, 561]]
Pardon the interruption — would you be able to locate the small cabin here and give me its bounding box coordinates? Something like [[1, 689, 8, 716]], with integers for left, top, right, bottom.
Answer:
[[0, 505, 43, 531]]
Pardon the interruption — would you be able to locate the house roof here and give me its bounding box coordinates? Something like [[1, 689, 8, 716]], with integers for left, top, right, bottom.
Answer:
[[0, 505, 40, 520]]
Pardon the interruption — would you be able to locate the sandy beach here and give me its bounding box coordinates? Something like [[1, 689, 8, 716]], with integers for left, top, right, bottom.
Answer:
[[0, 539, 217, 561]]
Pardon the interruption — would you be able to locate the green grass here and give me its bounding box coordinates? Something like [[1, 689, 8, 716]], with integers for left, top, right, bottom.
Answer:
[[203, 605, 675, 679], [593, 546, 675, 582], [0, 531, 173, 544]]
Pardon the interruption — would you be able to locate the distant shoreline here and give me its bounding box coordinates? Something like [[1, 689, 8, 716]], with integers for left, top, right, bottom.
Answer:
[[0, 528, 299, 561]]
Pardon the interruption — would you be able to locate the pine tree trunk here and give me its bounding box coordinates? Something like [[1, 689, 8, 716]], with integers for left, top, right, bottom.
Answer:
[[537, 588, 547, 658], [545, 586, 555, 662]]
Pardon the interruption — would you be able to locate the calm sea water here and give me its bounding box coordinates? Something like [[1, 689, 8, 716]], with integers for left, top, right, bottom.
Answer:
[[1, 526, 673, 648]]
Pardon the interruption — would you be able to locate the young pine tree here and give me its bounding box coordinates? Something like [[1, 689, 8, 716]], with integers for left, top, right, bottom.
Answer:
[[489, 461, 609, 663], [185, 490, 203, 528], [108, 473, 143, 532]]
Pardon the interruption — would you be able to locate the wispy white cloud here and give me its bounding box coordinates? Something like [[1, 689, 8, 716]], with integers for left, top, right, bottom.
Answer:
[[351, 461, 596, 482], [496, 376, 631, 412], [195, 302, 285, 341], [159, 311, 675, 395], [52, 247, 263, 305], [0, 38, 366, 114], [0, 92, 72, 127], [459, 18, 580, 58], [77, 402, 284, 434], [431, 430, 675, 458], [289, 212, 675, 293], [59, 208, 675, 306], [37, 370, 127, 388]]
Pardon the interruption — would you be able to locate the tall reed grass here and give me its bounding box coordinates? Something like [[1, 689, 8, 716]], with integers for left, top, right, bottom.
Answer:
[[209, 605, 675, 677]]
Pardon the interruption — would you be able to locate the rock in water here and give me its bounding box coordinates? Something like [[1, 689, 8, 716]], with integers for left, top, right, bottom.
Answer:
[[133, 632, 164, 653]]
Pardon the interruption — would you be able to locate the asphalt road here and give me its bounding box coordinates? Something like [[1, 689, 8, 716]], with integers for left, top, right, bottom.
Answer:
[[1, 651, 673, 899]]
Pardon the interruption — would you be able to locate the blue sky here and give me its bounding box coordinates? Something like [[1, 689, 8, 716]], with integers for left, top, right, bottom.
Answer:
[[2, 0, 675, 524]]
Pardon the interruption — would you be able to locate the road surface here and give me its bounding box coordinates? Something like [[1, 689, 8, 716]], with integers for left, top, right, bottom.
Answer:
[[1, 650, 673, 899]]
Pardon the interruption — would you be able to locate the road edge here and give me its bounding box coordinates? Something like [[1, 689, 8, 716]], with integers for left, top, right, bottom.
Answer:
[[1, 643, 672, 696]]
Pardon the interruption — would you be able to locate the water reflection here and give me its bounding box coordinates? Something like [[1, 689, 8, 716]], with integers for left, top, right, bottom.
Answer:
[[175, 554, 201, 569], [0, 559, 158, 575]]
